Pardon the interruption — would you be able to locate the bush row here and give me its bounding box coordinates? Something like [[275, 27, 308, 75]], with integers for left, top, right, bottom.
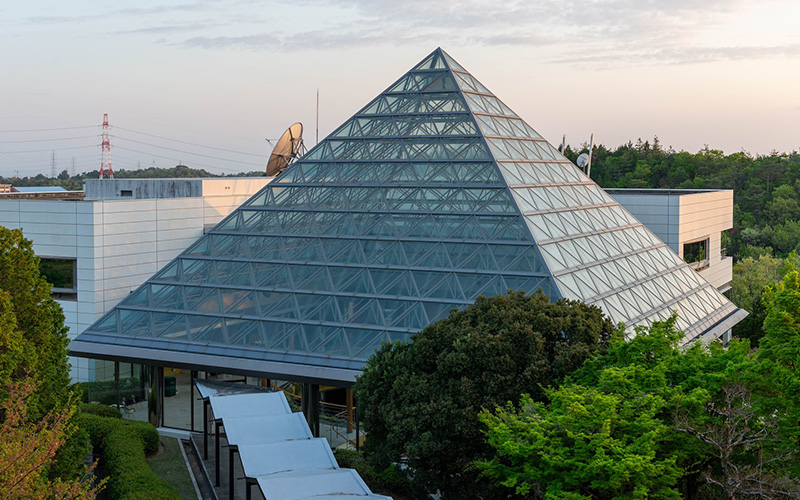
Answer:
[[79, 403, 123, 419], [78, 413, 179, 500]]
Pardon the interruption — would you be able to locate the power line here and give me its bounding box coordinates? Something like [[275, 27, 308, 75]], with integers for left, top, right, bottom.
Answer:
[[0, 145, 97, 154], [112, 145, 257, 173], [0, 125, 96, 133], [113, 136, 265, 167], [113, 125, 268, 157], [0, 135, 98, 143]]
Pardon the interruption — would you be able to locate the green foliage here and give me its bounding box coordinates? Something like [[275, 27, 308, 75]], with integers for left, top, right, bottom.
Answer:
[[0, 227, 87, 481], [0, 227, 70, 417], [354, 291, 619, 499], [78, 413, 178, 500], [79, 403, 123, 419], [479, 316, 800, 499], [730, 253, 783, 343], [758, 270, 800, 467], [479, 390, 682, 500]]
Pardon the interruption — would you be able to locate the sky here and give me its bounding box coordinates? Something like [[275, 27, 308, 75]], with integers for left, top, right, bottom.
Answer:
[[1, 0, 799, 177]]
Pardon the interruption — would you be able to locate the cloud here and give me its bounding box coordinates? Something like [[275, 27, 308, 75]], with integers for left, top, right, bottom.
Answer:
[[114, 22, 219, 36], [11, 0, 798, 68]]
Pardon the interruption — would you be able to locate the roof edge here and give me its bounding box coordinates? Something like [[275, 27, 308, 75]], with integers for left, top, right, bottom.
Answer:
[[69, 339, 361, 386]]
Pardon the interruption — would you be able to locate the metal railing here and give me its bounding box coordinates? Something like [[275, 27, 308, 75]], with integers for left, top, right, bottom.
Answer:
[[271, 382, 361, 450]]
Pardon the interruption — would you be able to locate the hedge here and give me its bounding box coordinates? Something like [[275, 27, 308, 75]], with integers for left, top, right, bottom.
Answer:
[[79, 403, 123, 419], [78, 413, 179, 500]]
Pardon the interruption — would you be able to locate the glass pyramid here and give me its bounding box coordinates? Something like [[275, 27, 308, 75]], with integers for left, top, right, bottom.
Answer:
[[73, 48, 742, 382]]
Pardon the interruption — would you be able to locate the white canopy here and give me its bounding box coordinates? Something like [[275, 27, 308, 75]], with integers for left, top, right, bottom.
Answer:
[[223, 413, 312, 446]]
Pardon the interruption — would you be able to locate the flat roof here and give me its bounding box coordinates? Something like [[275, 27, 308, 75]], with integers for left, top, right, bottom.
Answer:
[[604, 188, 729, 196]]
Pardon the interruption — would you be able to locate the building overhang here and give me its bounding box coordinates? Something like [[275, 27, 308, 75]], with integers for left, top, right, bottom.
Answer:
[[69, 333, 364, 387], [691, 307, 749, 345]]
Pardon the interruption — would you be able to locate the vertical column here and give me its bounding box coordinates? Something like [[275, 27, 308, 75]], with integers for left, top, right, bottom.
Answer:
[[157, 366, 165, 427], [229, 446, 237, 499], [114, 361, 120, 411], [310, 384, 320, 438], [346, 388, 354, 433], [215, 421, 221, 486], [203, 400, 209, 460], [301, 383, 321, 437], [190, 371, 197, 431], [355, 396, 360, 452]]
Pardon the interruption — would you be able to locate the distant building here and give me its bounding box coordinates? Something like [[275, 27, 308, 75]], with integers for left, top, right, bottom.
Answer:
[[0, 177, 273, 381], [606, 189, 733, 293], [12, 186, 68, 193]]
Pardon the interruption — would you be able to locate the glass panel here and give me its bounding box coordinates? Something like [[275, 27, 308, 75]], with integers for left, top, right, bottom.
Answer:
[[184, 287, 221, 314], [92, 312, 119, 334], [225, 318, 264, 348]]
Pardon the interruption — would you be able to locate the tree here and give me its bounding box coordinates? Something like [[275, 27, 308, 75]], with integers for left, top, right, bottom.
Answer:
[[675, 383, 800, 500], [354, 291, 618, 499], [757, 269, 800, 476], [479, 317, 800, 499], [0, 379, 101, 500], [480, 387, 682, 500], [730, 254, 782, 343], [0, 227, 87, 480], [0, 227, 70, 415]]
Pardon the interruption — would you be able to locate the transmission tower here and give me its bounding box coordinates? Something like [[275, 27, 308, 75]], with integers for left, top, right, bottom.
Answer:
[[71, 156, 76, 177], [50, 151, 57, 178], [99, 113, 113, 179]]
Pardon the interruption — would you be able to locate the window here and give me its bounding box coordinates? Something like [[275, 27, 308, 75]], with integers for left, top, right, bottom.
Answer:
[[683, 239, 709, 270], [120, 190, 133, 197], [39, 257, 77, 300]]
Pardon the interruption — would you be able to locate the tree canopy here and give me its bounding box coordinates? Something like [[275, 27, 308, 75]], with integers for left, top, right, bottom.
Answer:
[[0, 227, 96, 490], [0, 227, 70, 415], [479, 315, 800, 499], [354, 291, 619, 499]]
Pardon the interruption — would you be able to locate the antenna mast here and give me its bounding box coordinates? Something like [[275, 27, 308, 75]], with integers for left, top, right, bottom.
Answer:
[[100, 113, 113, 179], [586, 133, 594, 179]]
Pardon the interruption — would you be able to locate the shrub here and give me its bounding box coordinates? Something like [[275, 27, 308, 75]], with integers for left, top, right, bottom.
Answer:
[[78, 413, 179, 500], [79, 403, 122, 419]]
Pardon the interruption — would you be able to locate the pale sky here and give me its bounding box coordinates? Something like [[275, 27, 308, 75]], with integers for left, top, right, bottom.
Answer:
[[1, 0, 799, 177]]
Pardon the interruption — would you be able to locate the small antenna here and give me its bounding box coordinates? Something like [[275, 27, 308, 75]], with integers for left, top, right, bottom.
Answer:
[[316, 89, 319, 146], [587, 133, 594, 179]]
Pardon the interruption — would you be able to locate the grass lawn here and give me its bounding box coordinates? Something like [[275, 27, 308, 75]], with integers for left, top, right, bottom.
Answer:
[[147, 438, 197, 500]]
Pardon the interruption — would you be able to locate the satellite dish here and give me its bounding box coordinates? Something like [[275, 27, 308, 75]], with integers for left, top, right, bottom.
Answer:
[[266, 122, 305, 176], [576, 153, 590, 169]]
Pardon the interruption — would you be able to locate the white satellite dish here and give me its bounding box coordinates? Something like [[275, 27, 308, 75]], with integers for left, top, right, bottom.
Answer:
[[576, 153, 590, 169], [266, 123, 305, 176]]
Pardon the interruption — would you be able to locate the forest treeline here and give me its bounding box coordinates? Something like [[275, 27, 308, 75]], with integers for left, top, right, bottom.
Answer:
[[0, 165, 265, 191]]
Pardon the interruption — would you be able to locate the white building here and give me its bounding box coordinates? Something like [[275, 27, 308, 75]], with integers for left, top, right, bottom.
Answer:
[[0, 178, 272, 381], [606, 189, 734, 293]]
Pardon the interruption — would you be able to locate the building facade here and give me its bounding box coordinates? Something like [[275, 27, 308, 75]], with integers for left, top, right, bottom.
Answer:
[[0, 178, 272, 381], [607, 189, 734, 292]]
